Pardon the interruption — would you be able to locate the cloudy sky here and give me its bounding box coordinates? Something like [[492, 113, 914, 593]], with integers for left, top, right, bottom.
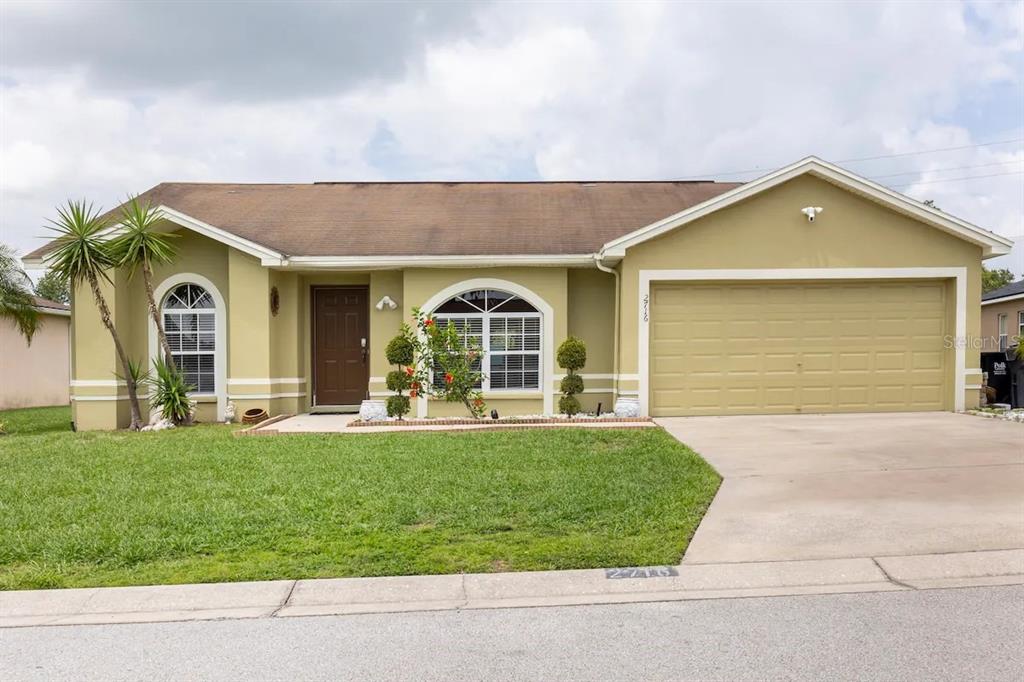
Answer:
[[1, 0, 1022, 273]]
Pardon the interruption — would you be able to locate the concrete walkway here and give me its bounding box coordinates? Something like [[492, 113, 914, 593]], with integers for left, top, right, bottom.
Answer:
[[2, 549, 1021, 628], [658, 412, 1024, 564]]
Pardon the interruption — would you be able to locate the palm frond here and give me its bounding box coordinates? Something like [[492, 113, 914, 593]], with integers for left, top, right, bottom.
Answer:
[[144, 356, 195, 424], [110, 196, 177, 279], [0, 244, 41, 343], [43, 200, 115, 287]]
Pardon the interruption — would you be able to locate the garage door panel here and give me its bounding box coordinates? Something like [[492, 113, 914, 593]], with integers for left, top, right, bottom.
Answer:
[[650, 280, 948, 416]]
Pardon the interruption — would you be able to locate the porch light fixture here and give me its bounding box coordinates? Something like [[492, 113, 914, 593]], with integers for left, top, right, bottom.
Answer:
[[375, 295, 398, 311]]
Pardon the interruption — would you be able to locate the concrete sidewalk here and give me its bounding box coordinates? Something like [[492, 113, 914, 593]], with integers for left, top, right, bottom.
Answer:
[[3, 549, 1021, 629]]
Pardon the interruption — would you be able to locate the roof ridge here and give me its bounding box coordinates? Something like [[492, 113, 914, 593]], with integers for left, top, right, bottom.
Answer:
[[148, 179, 740, 187]]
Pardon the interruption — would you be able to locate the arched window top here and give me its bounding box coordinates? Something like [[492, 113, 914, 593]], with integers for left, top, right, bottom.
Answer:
[[163, 283, 214, 310], [161, 283, 217, 394], [433, 289, 538, 314], [430, 288, 541, 391]]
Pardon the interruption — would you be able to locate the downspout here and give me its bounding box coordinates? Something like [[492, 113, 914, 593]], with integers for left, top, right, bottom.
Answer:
[[593, 251, 620, 406]]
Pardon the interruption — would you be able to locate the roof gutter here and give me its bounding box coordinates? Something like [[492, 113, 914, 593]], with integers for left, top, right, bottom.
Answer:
[[274, 254, 599, 269], [981, 292, 1024, 306]]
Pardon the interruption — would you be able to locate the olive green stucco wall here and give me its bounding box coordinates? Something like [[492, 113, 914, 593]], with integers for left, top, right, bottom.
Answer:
[[617, 174, 984, 411], [67, 174, 988, 429]]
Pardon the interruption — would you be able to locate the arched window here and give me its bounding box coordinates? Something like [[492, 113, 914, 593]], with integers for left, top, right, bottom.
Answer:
[[162, 283, 216, 393], [432, 289, 541, 391]]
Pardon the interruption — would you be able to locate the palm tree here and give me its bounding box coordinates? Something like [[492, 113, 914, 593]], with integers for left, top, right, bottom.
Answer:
[[44, 200, 144, 430], [0, 243, 40, 344], [110, 197, 177, 366]]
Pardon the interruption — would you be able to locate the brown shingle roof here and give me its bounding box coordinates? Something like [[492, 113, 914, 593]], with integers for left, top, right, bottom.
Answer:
[[31, 296, 69, 312], [26, 180, 740, 259]]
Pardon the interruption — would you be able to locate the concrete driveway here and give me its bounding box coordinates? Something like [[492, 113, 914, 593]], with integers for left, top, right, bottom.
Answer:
[[658, 413, 1024, 564]]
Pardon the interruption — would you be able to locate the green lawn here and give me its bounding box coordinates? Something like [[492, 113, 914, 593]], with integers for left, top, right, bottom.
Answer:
[[0, 406, 720, 590]]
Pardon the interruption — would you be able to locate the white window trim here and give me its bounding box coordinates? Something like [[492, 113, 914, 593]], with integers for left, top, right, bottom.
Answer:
[[150, 273, 227, 421], [998, 313, 1008, 351], [637, 267, 968, 416], [1018, 311, 1024, 339], [418, 279, 555, 416]]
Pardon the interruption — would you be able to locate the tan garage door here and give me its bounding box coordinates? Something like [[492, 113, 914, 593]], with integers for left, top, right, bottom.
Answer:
[[649, 280, 948, 416]]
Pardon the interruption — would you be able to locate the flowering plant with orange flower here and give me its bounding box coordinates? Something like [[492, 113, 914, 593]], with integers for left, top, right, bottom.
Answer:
[[411, 306, 486, 418]]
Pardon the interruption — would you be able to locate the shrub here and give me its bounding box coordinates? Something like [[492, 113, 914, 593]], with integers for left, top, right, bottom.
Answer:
[[383, 326, 417, 420], [386, 395, 411, 418], [412, 307, 486, 418], [146, 356, 194, 425], [385, 331, 415, 366], [557, 336, 587, 416], [560, 373, 584, 395], [557, 336, 586, 372], [386, 370, 411, 392], [558, 395, 582, 416]]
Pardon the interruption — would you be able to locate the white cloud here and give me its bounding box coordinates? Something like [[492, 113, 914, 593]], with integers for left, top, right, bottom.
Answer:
[[1, 0, 1021, 275]]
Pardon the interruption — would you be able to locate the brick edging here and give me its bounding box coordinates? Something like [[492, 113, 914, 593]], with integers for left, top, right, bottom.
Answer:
[[349, 416, 654, 428]]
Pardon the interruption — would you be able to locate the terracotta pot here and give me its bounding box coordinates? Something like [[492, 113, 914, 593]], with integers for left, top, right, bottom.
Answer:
[[241, 408, 268, 425]]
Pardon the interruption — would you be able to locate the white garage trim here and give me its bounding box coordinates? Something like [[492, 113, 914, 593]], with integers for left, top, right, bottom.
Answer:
[[637, 267, 968, 415]]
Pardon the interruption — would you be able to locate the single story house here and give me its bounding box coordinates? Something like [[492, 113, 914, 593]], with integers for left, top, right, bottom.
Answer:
[[0, 296, 71, 410], [981, 280, 1024, 352], [24, 157, 1013, 430]]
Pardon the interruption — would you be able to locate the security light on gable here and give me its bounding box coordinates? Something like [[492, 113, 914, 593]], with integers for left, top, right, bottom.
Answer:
[[801, 206, 824, 222]]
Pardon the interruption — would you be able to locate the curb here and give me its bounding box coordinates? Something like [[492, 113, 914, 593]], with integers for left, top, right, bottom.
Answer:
[[1, 549, 1021, 629]]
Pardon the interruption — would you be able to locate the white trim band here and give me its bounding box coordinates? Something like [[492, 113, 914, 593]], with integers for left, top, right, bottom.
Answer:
[[227, 378, 306, 386]]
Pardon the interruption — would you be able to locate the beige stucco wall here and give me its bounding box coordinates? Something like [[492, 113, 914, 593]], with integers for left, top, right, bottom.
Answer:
[[401, 267, 570, 415], [566, 268, 616, 412], [981, 298, 1024, 352], [66, 173, 991, 428], [618, 174, 985, 412], [0, 311, 70, 409]]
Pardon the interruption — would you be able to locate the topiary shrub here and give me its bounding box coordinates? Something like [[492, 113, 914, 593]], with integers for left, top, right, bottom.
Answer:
[[386, 370, 411, 392], [385, 333, 415, 366], [559, 373, 584, 395], [558, 394, 581, 416], [383, 324, 418, 420], [386, 394, 410, 418], [557, 336, 587, 416], [557, 336, 587, 372]]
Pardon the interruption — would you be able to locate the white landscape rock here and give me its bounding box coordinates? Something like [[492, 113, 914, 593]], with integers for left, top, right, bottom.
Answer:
[[359, 400, 388, 421], [141, 416, 176, 432], [613, 398, 641, 418]]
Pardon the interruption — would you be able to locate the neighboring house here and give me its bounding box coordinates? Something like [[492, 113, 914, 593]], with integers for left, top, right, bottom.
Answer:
[[981, 280, 1024, 353], [24, 157, 1014, 430], [0, 297, 71, 410]]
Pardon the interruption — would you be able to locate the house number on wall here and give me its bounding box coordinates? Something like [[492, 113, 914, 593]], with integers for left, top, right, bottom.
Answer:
[[642, 294, 649, 323], [605, 566, 678, 579]]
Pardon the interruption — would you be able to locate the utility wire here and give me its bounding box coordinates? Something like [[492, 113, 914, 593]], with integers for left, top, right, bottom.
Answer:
[[870, 160, 1023, 180], [889, 170, 1024, 189], [675, 138, 1024, 180], [841, 139, 1023, 163]]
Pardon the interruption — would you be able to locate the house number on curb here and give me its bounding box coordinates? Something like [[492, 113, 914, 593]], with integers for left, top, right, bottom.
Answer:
[[605, 566, 678, 579], [642, 294, 649, 323]]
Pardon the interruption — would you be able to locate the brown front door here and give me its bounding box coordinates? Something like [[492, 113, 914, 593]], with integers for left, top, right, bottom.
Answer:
[[312, 287, 369, 406]]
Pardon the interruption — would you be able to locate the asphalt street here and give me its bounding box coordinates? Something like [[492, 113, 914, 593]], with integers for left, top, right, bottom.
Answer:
[[2, 585, 1022, 681]]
